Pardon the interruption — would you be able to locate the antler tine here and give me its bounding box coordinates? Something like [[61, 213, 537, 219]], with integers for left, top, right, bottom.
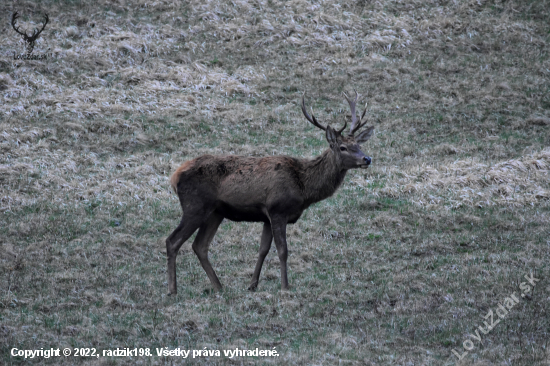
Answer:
[[36, 14, 49, 37], [343, 89, 359, 134], [360, 102, 367, 120], [30, 14, 49, 40], [301, 94, 326, 131], [354, 120, 368, 134], [11, 12, 26, 37], [336, 119, 347, 134], [350, 101, 368, 135]]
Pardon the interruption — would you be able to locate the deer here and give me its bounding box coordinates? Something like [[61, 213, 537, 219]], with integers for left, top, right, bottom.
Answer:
[[166, 91, 374, 295], [11, 12, 49, 54]]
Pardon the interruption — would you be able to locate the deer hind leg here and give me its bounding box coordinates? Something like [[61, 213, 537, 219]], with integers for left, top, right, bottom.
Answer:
[[248, 222, 273, 291], [192, 212, 224, 291], [166, 213, 204, 295], [270, 216, 289, 290]]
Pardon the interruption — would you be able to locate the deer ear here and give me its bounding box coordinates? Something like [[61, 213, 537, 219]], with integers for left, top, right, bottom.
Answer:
[[325, 126, 338, 147], [355, 126, 374, 144]]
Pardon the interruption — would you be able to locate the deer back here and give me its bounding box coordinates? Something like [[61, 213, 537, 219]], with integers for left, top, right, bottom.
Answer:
[[172, 155, 307, 207]]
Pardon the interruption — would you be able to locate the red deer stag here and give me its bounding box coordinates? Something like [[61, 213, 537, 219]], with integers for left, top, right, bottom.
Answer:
[[166, 92, 374, 294]]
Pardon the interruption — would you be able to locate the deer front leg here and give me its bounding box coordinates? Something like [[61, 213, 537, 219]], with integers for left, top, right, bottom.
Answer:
[[270, 216, 289, 290], [248, 222, 273, 291]]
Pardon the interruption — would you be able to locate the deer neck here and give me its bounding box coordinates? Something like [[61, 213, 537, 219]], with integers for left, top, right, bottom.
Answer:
[[302, 149, 347, 204]]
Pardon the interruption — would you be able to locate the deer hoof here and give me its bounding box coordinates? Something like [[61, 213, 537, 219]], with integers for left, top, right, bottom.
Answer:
[[167, 289, 177, 296]]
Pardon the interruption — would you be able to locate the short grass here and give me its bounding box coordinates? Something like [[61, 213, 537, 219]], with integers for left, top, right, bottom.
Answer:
[[1, 0, 549, 365]]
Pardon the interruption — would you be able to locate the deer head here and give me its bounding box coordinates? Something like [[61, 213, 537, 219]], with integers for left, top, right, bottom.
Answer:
[[11, 12, 49, 54], [301, 91, 374, 170]]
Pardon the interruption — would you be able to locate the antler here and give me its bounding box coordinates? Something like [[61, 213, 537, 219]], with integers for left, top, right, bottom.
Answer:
[[302, 94, 358, 134], [336, 119, 347, 134], [343, 89, 369, 135], [11, 12, 26, 37], [30, 13, 49, 42], [11, 12, 49, 53], [301, 94, 327, 131], [343, 90, 358, 133]]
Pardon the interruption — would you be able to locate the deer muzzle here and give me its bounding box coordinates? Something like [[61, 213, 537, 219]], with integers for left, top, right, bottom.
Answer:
[[360, 156, 372, 168]]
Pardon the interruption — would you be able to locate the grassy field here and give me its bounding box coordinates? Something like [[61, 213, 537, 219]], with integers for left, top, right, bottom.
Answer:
[[1, 0, 549, 364]]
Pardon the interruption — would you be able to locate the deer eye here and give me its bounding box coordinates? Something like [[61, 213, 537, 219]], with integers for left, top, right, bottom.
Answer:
[[340, 146, 347, 151]]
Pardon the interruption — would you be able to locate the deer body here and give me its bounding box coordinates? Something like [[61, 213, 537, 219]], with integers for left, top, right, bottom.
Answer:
[[166, 93, 374, 294], [171, 151, 346, 224]]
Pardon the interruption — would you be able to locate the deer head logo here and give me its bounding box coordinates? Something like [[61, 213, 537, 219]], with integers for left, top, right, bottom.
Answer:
[[11, 12, 49, 54]]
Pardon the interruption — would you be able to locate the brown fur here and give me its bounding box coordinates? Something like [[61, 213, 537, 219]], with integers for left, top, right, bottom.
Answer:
[[170, 159, 195, 193]]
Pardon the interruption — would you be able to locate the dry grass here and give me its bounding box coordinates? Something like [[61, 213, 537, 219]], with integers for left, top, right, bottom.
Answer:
[[1, 0, 549, 365]]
